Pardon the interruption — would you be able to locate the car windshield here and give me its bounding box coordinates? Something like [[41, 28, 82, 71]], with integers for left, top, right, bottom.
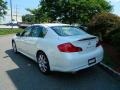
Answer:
[[51, 26, 87, 36]]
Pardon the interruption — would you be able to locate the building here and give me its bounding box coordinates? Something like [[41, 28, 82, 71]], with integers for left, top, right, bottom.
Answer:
[[0, 9, 22, 24]]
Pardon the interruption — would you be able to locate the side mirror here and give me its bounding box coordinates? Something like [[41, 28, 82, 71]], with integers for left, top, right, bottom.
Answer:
[[16, 33, 20, 36]]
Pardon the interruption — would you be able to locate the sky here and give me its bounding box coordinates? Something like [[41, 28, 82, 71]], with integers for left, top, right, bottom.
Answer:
[[108, 0, 120, 16], [5, 0, 120, 16], [5, 0, 40, 15]]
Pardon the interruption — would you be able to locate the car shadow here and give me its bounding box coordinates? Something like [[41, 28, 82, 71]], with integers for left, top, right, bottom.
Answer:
[[5, 49, 100, 90]]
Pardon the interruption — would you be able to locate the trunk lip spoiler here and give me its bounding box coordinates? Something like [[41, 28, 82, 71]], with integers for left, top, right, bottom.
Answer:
[[78, 37, 96, 41]]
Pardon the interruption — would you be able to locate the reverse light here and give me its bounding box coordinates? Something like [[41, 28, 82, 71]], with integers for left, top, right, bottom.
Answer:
[[58, 43, 82, 52]]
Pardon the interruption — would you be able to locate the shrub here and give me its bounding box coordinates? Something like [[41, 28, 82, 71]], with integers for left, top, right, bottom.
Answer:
[[105, 27, 120, 42], [88, 12, 120, 40], [111, 32, 120, 51]]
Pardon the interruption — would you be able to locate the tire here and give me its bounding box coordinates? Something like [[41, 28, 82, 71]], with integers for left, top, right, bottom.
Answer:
[[37, 52, 50, 74], [12, 41, 18, 53]]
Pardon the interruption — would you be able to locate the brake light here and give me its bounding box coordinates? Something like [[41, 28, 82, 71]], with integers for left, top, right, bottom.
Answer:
[[96, 40, 101, 47], [58, 43, 82, 52]]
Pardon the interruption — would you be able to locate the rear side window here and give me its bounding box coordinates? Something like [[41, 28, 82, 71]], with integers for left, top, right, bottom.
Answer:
[[51, 26, 86, 36]]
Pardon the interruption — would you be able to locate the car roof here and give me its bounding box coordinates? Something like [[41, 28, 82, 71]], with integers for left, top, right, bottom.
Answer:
[[33, 23, 70, 27]]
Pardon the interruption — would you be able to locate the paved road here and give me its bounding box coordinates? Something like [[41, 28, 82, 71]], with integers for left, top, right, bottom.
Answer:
[[0, 35, 120, 90]]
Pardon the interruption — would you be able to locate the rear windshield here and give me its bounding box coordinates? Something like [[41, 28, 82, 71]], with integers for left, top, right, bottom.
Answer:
[[50, 26, 86, 36]]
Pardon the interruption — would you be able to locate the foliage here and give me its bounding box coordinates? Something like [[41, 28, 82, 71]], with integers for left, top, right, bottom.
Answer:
[[25, 0, 112, 24], [111, 31, 120, 50], [88, 12, 120, 40], [22, 14, 35, 24], [106, 27, 120, 42], [0, 0, 7, 18]]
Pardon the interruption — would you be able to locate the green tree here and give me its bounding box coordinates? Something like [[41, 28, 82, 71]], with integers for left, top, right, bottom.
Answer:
[[22, 14, 35, 24], [27, 0, 112, 24], [0, 0, 7, 17], [26, 7, 52, 23]]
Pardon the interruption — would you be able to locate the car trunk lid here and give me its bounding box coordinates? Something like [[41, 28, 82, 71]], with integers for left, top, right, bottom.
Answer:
[[58, 34, 98, 53]]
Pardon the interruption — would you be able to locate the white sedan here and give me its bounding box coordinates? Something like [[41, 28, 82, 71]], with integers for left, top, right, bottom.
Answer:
[[12, 23, 104, 74]]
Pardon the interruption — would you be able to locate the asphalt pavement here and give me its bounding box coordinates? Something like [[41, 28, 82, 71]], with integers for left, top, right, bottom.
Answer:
[[0, 35, 120, 90]]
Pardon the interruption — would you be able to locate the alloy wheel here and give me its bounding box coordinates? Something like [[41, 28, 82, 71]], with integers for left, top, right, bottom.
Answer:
[[37, 52, 50, 73]]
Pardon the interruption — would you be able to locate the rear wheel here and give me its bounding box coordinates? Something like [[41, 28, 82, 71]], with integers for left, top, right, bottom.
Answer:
[[12, 41, 18, 53], [37, 52, 50, 74]]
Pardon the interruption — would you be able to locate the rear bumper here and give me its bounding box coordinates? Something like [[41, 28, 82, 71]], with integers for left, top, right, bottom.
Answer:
[[65, 57, 102, 72], [51, 46, 104, 72]]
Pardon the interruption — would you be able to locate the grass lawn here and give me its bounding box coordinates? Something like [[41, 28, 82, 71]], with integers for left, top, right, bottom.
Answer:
[[0, 28, 24, 35]]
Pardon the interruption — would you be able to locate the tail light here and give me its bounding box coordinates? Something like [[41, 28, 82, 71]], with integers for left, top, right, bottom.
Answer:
[[96, 40, 101, 47], [58, 43, 82, 52]]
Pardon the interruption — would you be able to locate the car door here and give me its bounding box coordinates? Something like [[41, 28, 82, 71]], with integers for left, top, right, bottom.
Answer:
[[15, 32, 24, 51], [19, 26, 33, 54], [25, 26, 47, 60]]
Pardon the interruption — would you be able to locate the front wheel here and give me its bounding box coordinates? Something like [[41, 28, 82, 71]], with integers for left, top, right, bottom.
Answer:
[[12, 41, 18, 53], [37, 52, 50, 74]]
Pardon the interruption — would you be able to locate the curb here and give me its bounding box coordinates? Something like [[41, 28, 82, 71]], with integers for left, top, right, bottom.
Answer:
[[100, 63, 120, 80]]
